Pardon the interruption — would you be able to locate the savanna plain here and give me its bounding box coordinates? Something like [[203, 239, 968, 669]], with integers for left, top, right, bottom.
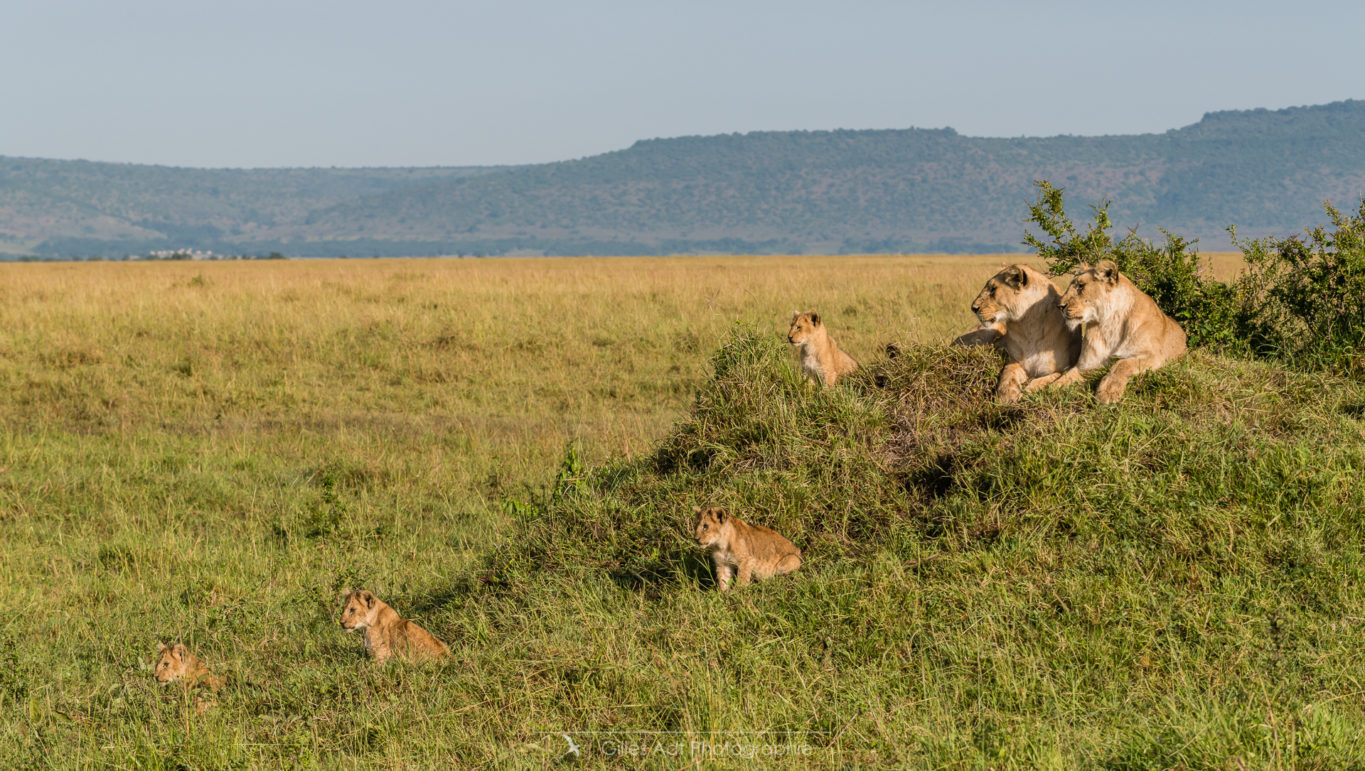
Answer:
[[4, 253, 1365, 768]]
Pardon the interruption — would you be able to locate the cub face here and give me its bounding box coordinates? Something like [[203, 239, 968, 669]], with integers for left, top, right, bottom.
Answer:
[[339, 589, 379, 631], [970, 265, 1037, 325], [694, 506, 729, 547], [154, 643, 193, 684], [1058, 260, 1121, 329], [787, 312, 822, 346]]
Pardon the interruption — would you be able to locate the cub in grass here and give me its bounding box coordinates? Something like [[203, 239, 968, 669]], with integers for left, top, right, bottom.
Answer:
[[953, 264, 1079, 403], [339, 589, 450, 664], [693, 506, 802, 592], [155, 642, 224, 690], [787, 311, 859, 387], [1032, 260, 1187, 404], [154, 642, 223, 712]]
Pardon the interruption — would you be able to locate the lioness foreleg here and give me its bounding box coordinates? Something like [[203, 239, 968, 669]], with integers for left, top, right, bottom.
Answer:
[[1024, 372, 1063, 392], [995, 361, 1029, 403], [1096, 356, 1152, 404], [1043, 366, 1087, 391]]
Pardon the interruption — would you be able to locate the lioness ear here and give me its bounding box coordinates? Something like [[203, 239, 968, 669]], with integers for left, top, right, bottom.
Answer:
[[809, 312, 820, 326], [1003, 266, 1028, 289], [1095, 260, 1119, 285]]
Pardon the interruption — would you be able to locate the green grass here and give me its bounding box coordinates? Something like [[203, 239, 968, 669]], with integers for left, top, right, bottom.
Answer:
[[3, 256, 1363, 767]]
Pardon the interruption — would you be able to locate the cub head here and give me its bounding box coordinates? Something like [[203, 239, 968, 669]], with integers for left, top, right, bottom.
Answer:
[[787, 311, 823, 346], [1058, 260, 1122, 328], [154, 643, 193, 684], [339, 589, 380, 631], [970, 265, 1045, 325], [693, 506, 730, 547]]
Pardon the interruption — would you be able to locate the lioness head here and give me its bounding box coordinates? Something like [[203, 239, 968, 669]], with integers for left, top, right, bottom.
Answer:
[[694, 506, 729, 547], [787, 311, 823, 346], [970, 264, 1049, 325], [339, 589, 380, 631], [1058, 260, 1122, 329], [154, 643, 193, 684]]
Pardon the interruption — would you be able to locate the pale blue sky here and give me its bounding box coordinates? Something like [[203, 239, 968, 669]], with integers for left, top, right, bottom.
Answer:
[[2, 0, 1361, 168]]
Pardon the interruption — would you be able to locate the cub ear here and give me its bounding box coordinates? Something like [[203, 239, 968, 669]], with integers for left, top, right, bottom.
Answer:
[[156, 642, 168, 654], [172, 644, 188, 657], [1002, 266, 1028, 289], [360, 590, 376, 609], [693, 506, 702, 514], [714, 508, 726, 523], [808, 312, 820, 326], [1095, 260, 1120, 285]]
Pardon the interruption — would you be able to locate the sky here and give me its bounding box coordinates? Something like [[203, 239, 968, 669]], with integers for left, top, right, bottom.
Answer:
[[2, 0, 1362, 169]]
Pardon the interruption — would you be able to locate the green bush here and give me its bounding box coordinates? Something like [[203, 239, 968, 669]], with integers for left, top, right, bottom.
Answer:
[[1233, 201, 1365, 376]]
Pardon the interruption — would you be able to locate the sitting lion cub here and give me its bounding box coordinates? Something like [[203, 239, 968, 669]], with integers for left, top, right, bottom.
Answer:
[[339, 589, 450, 663], [953, 264, 1079, 403], [694, 506, 802, 592], [1032, 259, 1187, 403], [154, 642, 224, 691], [787, 311, 858, 387]]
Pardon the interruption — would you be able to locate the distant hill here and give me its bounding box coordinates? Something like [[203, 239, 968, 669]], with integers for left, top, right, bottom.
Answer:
[[5, 100, 1365, 258], [0, 161, 504, 257]]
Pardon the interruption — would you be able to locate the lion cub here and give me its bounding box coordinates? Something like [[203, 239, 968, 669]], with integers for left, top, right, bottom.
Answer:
[[154, 642, 223, 712], [154, 642, 224, 691], [694, 506, 802, 592], [787, 311, 859, 386], [339, 589, 450, 664]]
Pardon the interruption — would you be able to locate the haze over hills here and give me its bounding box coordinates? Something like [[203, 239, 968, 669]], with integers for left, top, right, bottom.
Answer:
[[4, 100, 1365, 258]]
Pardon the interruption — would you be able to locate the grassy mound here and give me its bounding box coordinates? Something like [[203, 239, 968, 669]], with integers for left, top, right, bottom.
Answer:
[[481, 329, 1365, 764]]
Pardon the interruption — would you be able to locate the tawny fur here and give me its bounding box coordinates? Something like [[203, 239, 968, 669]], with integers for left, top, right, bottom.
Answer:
[[154, 642, 223, 712], [154, 642, 224, 691], [787, 311, 858, 387], [1031, 260, 1187, 404], [952, 264, 1080, 403], [339, 589, 450, 663], [693, 506, 802, 592]]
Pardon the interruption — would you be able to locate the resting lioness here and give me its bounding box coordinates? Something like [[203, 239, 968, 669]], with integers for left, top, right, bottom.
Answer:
[[787, 311, 858, 387], [694, 506, 802, 592], [339, 589, 450, 663], [953, 264, 1079, 403], [1032, 259, 1187, 403]]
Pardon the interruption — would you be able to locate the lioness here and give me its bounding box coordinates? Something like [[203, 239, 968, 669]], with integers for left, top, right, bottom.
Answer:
[[339, 589, 450, 663], [787, 311, 858, 387], [1032, 259, 1187, 403], [954, 264, 1079, 403], [694, 506, 801, 592]]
